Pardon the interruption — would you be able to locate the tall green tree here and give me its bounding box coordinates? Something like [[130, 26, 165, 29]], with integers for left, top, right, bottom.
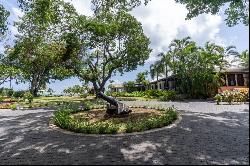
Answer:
[[135, 71, 149, 90], [6, 0, 75, 96], [156, 52, 172, 89], [158, 37, 233, 98], [123, 81, 136, 92], [150, 60, 164, 90], [61, 1, 151, 114], [168, 36, 194, 92]]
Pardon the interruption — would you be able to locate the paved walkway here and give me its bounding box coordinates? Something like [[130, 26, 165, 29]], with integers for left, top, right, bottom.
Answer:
[[0, 101, 249, 165]]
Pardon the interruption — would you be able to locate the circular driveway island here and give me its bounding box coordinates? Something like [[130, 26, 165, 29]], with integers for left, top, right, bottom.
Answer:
[[0, 101, 249, 165]]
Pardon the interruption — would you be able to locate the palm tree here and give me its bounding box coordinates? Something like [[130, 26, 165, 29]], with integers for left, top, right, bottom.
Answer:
[[168, 36, 194, 91], [218, 45, 239, 71], [157, 52, 172, 89], [150, 60, 164, 90], [232, 50, 249, 69]]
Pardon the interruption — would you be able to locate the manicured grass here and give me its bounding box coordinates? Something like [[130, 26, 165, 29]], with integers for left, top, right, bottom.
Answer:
[[17, 96, 95, 109]]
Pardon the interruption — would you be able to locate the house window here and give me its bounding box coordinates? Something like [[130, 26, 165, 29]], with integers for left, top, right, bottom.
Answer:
[[159, 83, 161, 89], [237, 74, 244, 86], [228, 74, 236, 86]]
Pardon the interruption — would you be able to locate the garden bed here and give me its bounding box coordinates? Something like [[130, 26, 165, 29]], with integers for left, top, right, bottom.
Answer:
[[53, 106, 178, 134]]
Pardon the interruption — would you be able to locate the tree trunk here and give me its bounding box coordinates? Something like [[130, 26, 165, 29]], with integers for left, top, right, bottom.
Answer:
[[30, 79, 39, 97], [96, 92, 132, 115], [30, 87, 39, 97]]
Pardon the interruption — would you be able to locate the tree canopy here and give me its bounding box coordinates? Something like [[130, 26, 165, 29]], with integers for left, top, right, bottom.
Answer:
[[61, 8, 151, 94], [0, 4, 9, 40], [175, 0, 249, 27], [5, 0, 75, 96], [157, 37, 239, 98]]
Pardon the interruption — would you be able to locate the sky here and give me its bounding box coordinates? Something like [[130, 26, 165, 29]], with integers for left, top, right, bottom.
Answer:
[[0, 0, 249, 94]]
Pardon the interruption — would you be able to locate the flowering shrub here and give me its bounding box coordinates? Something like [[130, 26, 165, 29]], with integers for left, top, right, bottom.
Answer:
[[0, 103, 12, 109], [214, 89, 249, 105]]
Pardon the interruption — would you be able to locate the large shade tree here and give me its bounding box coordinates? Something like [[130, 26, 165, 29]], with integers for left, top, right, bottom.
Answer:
[[5, 0, 76, 96], [60, 1, 151, 114], [16, 0, 248, 28]]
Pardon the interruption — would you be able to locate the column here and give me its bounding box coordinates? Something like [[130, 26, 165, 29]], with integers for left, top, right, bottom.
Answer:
[[235, 74, 238, 86], [225, 74, 228, 86]]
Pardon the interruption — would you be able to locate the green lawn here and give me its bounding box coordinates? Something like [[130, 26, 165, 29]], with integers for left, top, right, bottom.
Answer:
[[12, 95, 156, 109], [18, 96, 95, 109]]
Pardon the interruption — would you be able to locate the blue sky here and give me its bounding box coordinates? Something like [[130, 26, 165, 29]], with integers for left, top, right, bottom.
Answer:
[[0, 0, 249, 94]]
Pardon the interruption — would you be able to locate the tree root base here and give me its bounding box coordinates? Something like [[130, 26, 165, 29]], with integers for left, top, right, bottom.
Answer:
[[106, 102, 132, 115]]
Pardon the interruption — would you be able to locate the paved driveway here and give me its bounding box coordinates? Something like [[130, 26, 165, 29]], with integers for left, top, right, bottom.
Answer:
[[0, 101, 249, 165]]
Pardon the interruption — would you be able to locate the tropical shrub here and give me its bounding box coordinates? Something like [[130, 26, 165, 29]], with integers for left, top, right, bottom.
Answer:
[[111, 91, 145, 97], [110, 90, 176, 100], [10, 104, 17, 110], [23, 92, 34, 104], [1, 88, 14, 97], [13, 90, 26, 99], [80, 93, 88, 98], [159, 91, 176, 101], [214, 94, 222, 105], [117, 97, 137, 101], [214, 89, 249, 105], [53, 107, 178, 134], [0, 95, 4, 102]]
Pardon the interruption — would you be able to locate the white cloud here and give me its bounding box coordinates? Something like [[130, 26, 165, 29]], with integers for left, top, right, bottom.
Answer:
[[12, 7, 24, 18], [130, 0, 226, 62], [64, 0, 93, 16]]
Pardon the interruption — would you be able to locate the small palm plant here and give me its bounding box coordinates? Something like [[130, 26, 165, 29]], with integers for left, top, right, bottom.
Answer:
[[214, 94, 222, 105], [23, 92, 34, 108]]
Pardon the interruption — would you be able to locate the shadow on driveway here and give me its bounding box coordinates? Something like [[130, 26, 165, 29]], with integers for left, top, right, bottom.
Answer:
[[0, 108, 249, 165]]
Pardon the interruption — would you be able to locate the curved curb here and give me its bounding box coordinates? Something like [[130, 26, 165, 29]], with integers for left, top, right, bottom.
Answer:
[[48, 112, 182, 137]]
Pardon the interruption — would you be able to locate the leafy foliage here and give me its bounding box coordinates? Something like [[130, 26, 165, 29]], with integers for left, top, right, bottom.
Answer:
[[63, 85, 89, 97], [53, 106, 177, 134], [214, 89, 249, 105], [233, 50, 249, 68], [109, 90, 176, 101], [123, 81, 136, 92], [175, 0, 249, 27], [5, 0, 75, 96], [157, 37, 238, 98], [10, 104, 17, 110], [12, 90, 26, 99], [56, 1, 152, 110], [0, 4, 10, 40], [23, 91, 34, 104]]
